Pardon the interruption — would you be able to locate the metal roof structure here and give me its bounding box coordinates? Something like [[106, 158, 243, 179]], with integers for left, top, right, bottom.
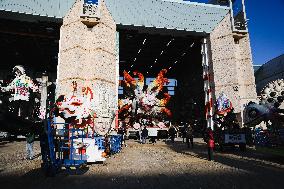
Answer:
[[255, 54, 284, 93], [105, 0, 230, 34], [0, 0, 229, 33], [0, 0, 76, 18]]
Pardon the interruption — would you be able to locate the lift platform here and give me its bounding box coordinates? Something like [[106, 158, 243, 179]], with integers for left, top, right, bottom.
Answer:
[[40, 117, 123, 176], [40, 120, 88, 176]]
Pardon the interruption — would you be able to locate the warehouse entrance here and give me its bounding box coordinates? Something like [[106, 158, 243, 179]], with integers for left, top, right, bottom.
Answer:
[[118, 28, 206, 134]]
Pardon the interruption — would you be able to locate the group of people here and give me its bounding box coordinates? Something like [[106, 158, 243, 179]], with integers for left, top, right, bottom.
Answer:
[[117, 119, 196, 148], [168, 122, 194, 148], [181, 124, 194, 148]]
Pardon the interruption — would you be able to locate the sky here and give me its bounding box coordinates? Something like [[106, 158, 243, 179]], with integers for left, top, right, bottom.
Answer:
[[185, 0, 284, 65]]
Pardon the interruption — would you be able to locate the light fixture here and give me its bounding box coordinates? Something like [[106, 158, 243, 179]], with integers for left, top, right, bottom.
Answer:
[[130, 38, 147, 70], [166, 38, 174, 46]]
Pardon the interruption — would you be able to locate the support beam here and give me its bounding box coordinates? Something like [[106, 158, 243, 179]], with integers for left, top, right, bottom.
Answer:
[[40, 75, 48, 119], [202, 38, 214, 130]]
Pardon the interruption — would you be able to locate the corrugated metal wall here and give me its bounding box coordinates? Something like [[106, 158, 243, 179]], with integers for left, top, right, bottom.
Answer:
[[105, 0, 229, 33], [0, 0, 229, 33], [255, 54, 284, 93]]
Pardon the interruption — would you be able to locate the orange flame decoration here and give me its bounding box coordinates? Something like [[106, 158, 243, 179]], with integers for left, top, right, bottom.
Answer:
[[123, 70, 136, 87], [159, 93, 171, 106], [118, 104, 132, 114], [161, 108, 172, 117], [148, 69, 169, 92], [118, 99, 123, 107], [133, 71, 144, 90]]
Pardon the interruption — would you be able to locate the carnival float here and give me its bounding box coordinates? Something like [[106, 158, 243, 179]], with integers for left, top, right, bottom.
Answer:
[[212, 92, 248, 151], [118, 69, 172, 139], [244, 79, 284, 147]]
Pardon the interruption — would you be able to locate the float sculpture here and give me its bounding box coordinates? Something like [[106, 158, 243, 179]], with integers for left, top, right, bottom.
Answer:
[[119, 69, 172, 119], [243, 79, 284, 147], [244, 79, 284, 128], [0, 65, 41, 135], [212, 93, 247, 151]]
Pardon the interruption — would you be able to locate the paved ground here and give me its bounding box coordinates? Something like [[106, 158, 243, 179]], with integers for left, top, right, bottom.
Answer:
[[0, 138, 284, 189]]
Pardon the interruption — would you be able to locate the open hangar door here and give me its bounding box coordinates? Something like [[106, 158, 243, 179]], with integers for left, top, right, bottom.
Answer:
[[118, 28, 206, 133], [0, 17, 60, 84]]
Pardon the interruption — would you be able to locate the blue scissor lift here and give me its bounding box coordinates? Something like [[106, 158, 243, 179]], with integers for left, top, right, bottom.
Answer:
[[40, 117, 123, 176], [40, 119, 87, 176]]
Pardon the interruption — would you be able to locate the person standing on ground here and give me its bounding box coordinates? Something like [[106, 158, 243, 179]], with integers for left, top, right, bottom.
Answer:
[[141, 126, 148, 144], [205, 128, 215, 161], [26, 130, 35, 160], [133, 121, 141, 143], [185, 123, 194, 148], [182, 123, 187, 143], [118, 121, 127, 147], [168, 125, 176, 143]]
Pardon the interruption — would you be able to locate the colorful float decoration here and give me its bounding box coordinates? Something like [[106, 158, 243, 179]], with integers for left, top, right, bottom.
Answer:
[[1, 65, 38, 101], [55, 81, 99, 135], [57, 83, 96, 121], [215, 92, 233, 116], [119, 69, 172, 118]]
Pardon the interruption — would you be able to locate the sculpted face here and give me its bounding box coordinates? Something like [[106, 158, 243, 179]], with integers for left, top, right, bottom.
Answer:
[[12, 66, 25, 77]]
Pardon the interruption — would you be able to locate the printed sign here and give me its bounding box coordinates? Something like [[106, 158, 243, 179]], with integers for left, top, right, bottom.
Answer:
[[224, 134, 246, 144], [84, 0, 98, 4], [147, 128, 158, 137]]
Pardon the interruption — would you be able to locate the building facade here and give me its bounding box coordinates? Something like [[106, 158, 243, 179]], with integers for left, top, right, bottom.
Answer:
[[0, 0, 257, 128]]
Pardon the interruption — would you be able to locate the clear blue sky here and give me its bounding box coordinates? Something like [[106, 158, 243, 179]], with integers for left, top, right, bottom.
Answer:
[[185, 0, 284, 65]]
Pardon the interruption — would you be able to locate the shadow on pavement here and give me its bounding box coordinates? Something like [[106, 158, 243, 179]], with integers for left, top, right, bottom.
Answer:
[[0, 166, 283, 189], [164, 139, 284, 164], [1, 139, 284, 189], [164, 140, 284, 180]]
